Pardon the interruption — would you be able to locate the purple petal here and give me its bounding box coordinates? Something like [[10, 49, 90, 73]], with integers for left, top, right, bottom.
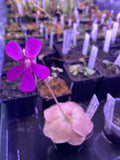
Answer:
[[5, 41, 24, 61], [7, 64, 24, 81], [20, 69, 36, 92], [25, 38, 42, 59], [31, 62, 50, 80]]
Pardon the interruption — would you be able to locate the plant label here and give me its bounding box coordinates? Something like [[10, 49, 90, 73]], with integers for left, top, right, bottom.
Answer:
[[49, 30, 54, 50], [35, 15, 39, 25], [106, 93, 115, 129], [45, 27, 48, 42], [108, 17, 112, 27], [17, 3, 23, 15], [114, 54, 120, 67], [88, 45, 98, 69], [61, 15, 64, 29], [85, 5, 89, 16], [116, 13, 120, 21], [39, 23, 44, 36], [68, 18, 72, 27], [103, 26, 107, 34], [87, 94, 100, 120], [73, 23, 77, 46], [91, 13, 95, 21], [91, 23, 98, 42], [103, 30, 112, 53], [111, 22, 119, 43], [100, 13, 106, 24], [74, 7, 79, 19], [93, 17, 98, 24], [15, 16, 18, 23], [76, 17, 80, 28], [62, 30, 72, 54], [53, 16, 57, 25], [82, 33, 90, 56], [42, 0, 46, 9]]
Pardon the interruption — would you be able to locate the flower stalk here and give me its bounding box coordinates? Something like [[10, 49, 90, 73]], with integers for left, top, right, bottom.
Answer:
[[44, 79, 66, 118]]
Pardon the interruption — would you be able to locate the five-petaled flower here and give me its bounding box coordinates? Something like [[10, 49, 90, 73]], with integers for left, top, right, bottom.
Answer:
[[5, 38, 50, 92], [43, 102, 93, 145]]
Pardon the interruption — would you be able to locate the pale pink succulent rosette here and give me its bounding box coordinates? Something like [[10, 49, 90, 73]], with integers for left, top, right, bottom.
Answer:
[[43, 101, 93, 146], [5, 38, 50, 92]]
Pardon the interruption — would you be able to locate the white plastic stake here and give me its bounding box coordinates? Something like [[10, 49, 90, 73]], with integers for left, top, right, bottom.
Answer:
[[91, 23, 98, 42], [62, 30, 72, 54], [68, 18, 72, 27], [45, 27, 48, 42], [73, 23, 77, 46], [82, 33, 90, 56], [50, 30, 54, 50], [42, 0, 46, 9], [74, 7, 79, 19], [114, 55, 120, 67], [61, 15, 64, 29], [88, 45, 98, 69], [85, 5, 89, 16], [53, 17, 57, 25], [17, 3, 23, 15], [87, 94, 100, 120], [39, 23, 44, 36], [111, 22, 119, 43], [100, 13, 106, 24], [106, 93, 115, 128], [103, 30, 112, 53], [35, 15, 39, 25]]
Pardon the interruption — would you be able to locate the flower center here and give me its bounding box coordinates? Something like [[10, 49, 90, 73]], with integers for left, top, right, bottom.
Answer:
[[67, 111, 73, 119], [24, 59, 31, 69]]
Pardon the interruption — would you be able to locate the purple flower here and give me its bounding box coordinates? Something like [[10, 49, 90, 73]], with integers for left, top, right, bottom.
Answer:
[[5, 38, 50, 92]]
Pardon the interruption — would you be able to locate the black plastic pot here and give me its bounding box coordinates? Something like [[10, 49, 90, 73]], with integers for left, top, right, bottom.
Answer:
[[63, 62, 102, 102], [96, 76, 120, 100], [0, 74, 39, 120], [2, 93, 38, 120], [38, 74, 72, 110], [95, 58, 120, 99]]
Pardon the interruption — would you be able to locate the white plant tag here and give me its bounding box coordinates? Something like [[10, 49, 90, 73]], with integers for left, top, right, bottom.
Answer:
[[88, 45, 98, 69], [103, 30, 112, 53], [49, 30, 54, 50], [73, 23, 77, 46], [35, 15, 39, 25], [53, 16, 57, 25], [91, 13, 95, 21], [42, 0, 46, 9], [68, 18, 72, 27], [17, 3, 23, 15], [85, 5, 89, 16], [74, 7, 79, 19], [87, 94, 100, 120], [111, 22, 119, 43], [114, 55, 120, 67], [91, 23, 98, 42], [62, 30, 72, 54], [108, 17, 112, 27], [39, 23, 44, 36], [116, 13, 120, 21], [61, 15, 64, 29], [45, 27, 48, 42], [93, 17, 98, 24], [76, 17, 80, 29], [82, 33, 90, 56], [106, 93, 115, 124], [15, 16, 18, 23], [100, 13, 106, 24], [103, 26, 107, 33]]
